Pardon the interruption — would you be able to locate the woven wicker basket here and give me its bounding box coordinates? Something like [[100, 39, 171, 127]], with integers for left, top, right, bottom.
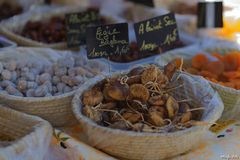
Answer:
[[0, 47, 107, 127], [72, 69, 224, 160], [0, 6, 123, 49], [155, 41, 240, 120], [0, 105, 52, 160], [0, 91, 78, 127]]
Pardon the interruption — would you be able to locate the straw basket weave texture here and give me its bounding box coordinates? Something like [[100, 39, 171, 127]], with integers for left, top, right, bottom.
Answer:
[[72, 69, 224, 160], [0, 105, 52, 160], [0, 91, 77, 127], [0, 47, 107, 127], [0, 6, 123, 49], [155, 41, 240, 120]]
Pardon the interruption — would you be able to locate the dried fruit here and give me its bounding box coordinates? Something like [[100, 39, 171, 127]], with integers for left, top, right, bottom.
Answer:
[[129, 84, 149, 102], [104, 80, 129, 101], [164, 61, 177, 80], [122, 111, 141, 123], [83, 106, 102, 123], [180, 112, 192, 123], [148, 96, 165, 106], [166, 96, 179, 119], [82, 64, 198, 133], [141, 65, 159, 84], [149, 109, 165, 126], [191, 54, 208, 69], [83, 89, 103, 106]]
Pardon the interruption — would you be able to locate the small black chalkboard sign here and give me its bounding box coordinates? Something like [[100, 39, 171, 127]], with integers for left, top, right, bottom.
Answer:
[[86, 23, 129, 59], [65, 10, 100, 48], [197, 1, 223, 28], [127, 0, 154, 7], [134, 13, 180, 54]]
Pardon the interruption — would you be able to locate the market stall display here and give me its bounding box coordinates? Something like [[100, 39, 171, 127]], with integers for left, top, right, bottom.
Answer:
[[72, 63, 223, 160], [0, 105, 52, 160], [0, 6, 124, 49], [0, 0, 240, 159], [155, 40, 240, 121], [0, 47, 107, 127]]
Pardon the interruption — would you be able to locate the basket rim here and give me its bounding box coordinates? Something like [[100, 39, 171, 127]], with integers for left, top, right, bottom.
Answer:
[[0, 105, 52, 149], [72, 70, 223, 137], [0, 89, 75, 102], [183, 71, 240, 94]]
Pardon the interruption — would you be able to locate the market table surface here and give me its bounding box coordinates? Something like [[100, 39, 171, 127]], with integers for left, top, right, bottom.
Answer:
[[43, 120, 240, 160]]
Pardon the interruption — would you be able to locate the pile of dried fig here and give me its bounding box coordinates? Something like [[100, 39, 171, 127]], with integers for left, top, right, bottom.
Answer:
[[0, 56, 106, 97], [82, 63, 203, 133]]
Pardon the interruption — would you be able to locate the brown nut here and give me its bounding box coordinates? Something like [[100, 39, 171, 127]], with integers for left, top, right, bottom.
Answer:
[[129, 84, 149, 102], [166, 96, 179, 119], [104, 80, 129, 101], [148, 95, 165, 106], [82, 88, 103, 106]]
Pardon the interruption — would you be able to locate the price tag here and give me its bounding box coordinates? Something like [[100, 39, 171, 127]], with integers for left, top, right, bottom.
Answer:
[[127, 0, 154, 7], [197, 1, 223, 28], [134, 13, 180, 54], [65, 10, 100, 48], [86, 23, 129, 59]]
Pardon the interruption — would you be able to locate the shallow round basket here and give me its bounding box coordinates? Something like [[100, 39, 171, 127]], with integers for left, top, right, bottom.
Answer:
[[0, 91, 77, 127], [0, 47, 108, 127], [72, 70, 224, 160], [0, 105, 52, 160]]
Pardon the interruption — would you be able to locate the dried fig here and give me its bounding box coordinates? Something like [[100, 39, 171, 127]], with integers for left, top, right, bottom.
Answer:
[[82, 88, 103, 106], [141, 65, 159, 84], [166, 96, 179, 119], [101, 102, 116, 109], [148, 107, 165, 126], [180, 112, 192, 123], [126, 75, 141, 85], [164, 61, 177, 80], [149, 106, 167, 118], [122, 111, 141, 123], [129, 84, 149, 102], [148, 95, 165, 106], [83, 105, 102, 123], [104, 80, 129, 101], [127, 66, 144, 77]]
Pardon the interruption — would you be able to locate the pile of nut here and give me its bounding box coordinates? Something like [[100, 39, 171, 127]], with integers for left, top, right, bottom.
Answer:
[[21, 17, 67, 44], [82, 63, 202, 133], [0, 56, 105, 97]]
